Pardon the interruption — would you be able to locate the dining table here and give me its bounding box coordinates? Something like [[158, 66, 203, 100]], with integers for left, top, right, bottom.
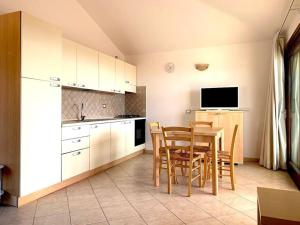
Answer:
[[150, 126, 224, 195]]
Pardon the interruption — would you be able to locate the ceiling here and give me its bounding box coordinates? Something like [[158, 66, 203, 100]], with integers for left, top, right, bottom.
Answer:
[[0, 0, 293, 56], [0, 0, 124, 58], [77, 0, 292, 55]]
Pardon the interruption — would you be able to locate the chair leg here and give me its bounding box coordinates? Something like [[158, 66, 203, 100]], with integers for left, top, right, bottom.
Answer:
[[219, 158, 223, 178], [166, 153, 172, 194], [203, 154, 207, 187], [230, 163, 235, 190], [198, 158, 202, 187], [188, 162, 193, 197], [159, 157, 162, 175]]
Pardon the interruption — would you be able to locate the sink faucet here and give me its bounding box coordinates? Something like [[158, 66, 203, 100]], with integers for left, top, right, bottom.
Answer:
[[80, 102, 86, 121]]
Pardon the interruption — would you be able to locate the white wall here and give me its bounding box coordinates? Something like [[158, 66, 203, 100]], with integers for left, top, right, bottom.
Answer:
[[127, 41, 272, 159]]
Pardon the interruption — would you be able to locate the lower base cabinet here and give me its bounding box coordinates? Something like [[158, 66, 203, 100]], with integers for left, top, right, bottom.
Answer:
[[62, 148, 89, 180], [111, 122, 126, 160], [90, 123, 111, 169]]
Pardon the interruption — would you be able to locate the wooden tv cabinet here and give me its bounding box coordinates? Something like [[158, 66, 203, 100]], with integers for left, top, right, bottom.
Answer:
[[191, 110, 244, 164]]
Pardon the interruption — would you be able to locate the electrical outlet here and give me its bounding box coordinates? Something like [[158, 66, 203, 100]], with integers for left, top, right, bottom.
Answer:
[[102, 104, 106, 108]]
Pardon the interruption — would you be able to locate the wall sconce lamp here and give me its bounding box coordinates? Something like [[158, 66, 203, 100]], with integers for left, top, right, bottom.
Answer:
[[195, 64, 209, 71]]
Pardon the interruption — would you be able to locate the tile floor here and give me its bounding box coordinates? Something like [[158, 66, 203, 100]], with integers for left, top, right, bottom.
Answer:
[[0, 153, 298, 225]]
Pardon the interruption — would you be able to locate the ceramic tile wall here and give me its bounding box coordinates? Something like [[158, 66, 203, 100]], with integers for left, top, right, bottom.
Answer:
[[62, 88, 125, 121], [125, 86, 146, 117]]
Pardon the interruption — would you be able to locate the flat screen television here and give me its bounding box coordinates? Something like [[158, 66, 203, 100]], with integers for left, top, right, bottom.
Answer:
[[200, 86, 239, 109]]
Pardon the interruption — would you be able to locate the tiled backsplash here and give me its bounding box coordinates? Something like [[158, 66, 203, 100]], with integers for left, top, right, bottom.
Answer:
[[62, 86, 146, 121], [62, 88, 125, 120], [125, 86, 146, 117]]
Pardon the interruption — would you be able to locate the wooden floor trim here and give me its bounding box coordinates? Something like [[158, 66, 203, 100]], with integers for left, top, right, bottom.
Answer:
[[17, 150, 144, 207]]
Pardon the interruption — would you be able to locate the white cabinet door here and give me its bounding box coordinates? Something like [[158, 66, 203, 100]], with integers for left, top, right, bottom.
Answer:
[[21, 12, 62, 81], [90, 123, 111, 169], [20, 78, 61, 196], [115, 59, 125, 94], [77, 44, 99, 90], [124, 63, 137, 93], [125, 120, 135, 155], [62, 39, 77, 87], [111, 122, 126, 160], [62, 148, 89, 180], [99, 53, 116, 93]]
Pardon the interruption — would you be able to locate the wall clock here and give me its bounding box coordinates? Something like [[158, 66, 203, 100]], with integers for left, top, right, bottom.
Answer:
[[165, 62, 175, 73]]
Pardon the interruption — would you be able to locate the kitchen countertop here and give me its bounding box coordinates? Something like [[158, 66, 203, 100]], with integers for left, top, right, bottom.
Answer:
[[62, 117, 146, 127]]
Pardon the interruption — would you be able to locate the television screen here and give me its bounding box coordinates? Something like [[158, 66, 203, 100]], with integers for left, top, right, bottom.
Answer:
[[201, 87, 238, 108]]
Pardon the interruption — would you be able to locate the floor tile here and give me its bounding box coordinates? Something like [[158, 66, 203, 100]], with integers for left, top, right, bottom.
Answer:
[[68, 196, 100, 212], [218, 212, 256, 225], [0, 155, 296, 225], [102, 203, 139, 221], [70, 208, 107, 225], [35, 201, 69, 217], [108, 216, 146, 225], [187, 217, 224, 225], [33, 213, 70, 225]]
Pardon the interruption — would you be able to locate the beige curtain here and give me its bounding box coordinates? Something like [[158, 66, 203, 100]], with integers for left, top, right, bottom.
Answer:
[[260, 33, 287, 170]]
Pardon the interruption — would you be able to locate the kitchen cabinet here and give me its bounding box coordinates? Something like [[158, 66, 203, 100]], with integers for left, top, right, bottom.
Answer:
[[20, 78, 62, 196], [62, 136, 89, 154], [191, 111, 244, 163], [124, 62, 137, 93], [21, 12, 62, 81], [62, 39, 77, 87], [125, 120, 135, 154], [115, 59, 125, 94], [111, 122, 126, 160], [76, 44, 99, 90], [99, 53, 116, 92], [62, 148, 89, 180], [90, 123, 111, 169]]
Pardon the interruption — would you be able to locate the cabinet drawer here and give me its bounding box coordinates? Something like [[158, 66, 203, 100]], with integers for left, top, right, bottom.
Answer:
[[62, 148, 89, 180], [62, 136, 89, 154], [62, 125, 89, 140]]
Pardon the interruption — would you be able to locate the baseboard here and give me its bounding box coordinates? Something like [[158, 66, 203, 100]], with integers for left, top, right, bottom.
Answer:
[[17, 150, 144, 207], [244, 157, 259, 162]]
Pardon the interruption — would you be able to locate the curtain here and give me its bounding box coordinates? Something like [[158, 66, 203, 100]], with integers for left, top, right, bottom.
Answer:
[[260, 33, 287, 170], [290, 51, 300, 169]]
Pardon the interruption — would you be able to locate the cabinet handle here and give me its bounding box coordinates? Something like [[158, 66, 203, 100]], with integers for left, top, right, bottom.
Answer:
[[50, 82, 60, 87], [78, 84, 86, 88], [72, 127, 81, 130], [68, 82, 77, 87], [72, 151, 81, 156], [50, 77, 60, 81], [91, 125, 98, 129], [111, 89, 115, 92], [125, 81, 130, 84], [72, 139, 81, 143]]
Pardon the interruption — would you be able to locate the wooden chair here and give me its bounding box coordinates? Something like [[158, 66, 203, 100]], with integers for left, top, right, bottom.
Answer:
[[162, 126, 202, 196], [204, 124, 238, 190], [149, 122, 179, 182], [190, 121, 213, 153]]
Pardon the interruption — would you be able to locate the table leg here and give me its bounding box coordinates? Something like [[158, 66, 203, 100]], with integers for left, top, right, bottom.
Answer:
[[212, 136, 218, 195], [152, 134, 160, 187]]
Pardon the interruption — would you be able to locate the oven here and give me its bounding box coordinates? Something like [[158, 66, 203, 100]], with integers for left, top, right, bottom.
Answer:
[[135, 119, 145, 146]]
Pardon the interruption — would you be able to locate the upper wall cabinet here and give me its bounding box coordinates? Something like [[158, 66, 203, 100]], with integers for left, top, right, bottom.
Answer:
[[21, 13, 62, 81], [124, 62, 137, 93], [76, 44, 99, 90], [62, 39, 77, 87], [99, 53, 115, 93], [115, 59, 125, 94]]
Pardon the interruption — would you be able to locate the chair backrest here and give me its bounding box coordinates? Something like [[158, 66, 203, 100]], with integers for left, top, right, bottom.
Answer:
[[162, 126, 194, 156], [190, 121, 213, 128], [230, 125, 239, 160]]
